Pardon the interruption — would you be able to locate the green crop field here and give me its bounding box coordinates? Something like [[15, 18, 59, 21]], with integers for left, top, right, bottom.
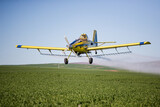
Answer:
[[0, 64, 160, 107]]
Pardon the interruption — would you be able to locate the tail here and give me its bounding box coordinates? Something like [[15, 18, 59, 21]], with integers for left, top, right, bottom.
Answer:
[[92, 30, 98, 46]]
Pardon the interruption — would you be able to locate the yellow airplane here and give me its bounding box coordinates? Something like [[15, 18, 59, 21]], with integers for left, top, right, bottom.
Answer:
[[16, 30, 151, 64]]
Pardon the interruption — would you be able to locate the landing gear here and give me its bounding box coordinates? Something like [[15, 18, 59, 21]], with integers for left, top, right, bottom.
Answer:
[[64, 51, 72, 64], [64, 51, 93, 64], [85, 52, 93, 64], [64, 58, 68, 64], [89, 58, 93, 64]]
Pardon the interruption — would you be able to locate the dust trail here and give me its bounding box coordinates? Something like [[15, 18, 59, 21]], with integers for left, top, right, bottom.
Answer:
[[94, 54, 160, 74]]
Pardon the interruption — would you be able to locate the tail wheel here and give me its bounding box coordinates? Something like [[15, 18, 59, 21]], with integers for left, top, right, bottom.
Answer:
[[64, 58, 68, 64], [89, 58, 93, 64]]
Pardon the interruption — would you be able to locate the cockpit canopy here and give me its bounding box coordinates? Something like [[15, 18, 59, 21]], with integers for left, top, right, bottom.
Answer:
[[79, 33, 88, 41]]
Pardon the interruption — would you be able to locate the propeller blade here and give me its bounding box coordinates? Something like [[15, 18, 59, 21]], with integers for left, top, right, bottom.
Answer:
[[64, 36, 70, 45], [64, 36, 77, 57], [62, 48, 68, 55], [71, 49, 78, 57]]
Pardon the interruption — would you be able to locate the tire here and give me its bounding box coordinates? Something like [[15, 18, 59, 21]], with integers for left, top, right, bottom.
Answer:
[[64, 58, 68, 64], [89, 58, 93, 64]]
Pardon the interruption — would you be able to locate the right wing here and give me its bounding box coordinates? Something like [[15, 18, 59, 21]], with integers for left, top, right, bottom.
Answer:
[[87, 41, 151, 51], [16, 45, 68, 51]]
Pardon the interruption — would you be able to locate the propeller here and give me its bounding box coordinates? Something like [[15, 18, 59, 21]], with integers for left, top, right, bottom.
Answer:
[[64, 36, 70, 47], [64, 36, 78, 56]]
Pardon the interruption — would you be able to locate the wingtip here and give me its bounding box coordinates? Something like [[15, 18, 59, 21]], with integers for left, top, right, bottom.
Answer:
[[144, 41, 151, 44], [16, 45, 22, 48]]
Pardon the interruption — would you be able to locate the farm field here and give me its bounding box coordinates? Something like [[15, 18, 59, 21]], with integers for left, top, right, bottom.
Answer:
[[0, 64, 160, 106]]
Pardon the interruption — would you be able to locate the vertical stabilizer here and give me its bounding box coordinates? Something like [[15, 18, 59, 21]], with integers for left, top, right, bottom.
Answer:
[[93, 30, 98, 46]]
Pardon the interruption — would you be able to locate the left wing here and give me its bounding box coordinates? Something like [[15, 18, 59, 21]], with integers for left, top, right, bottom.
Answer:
[[16, 45, 68, 51], [87, 41, 151, 51]]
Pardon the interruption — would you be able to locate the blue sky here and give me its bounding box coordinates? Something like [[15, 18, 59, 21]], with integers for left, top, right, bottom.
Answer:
[[0, 0, 160, 65]]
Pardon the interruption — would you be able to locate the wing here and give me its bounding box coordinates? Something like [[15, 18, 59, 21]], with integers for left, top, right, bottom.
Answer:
[[16, 45, 68, 51], [87, 41, 151, 51]]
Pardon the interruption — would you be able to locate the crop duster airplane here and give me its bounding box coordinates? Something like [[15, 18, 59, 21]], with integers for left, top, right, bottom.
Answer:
[[16, 30, 151, 64]]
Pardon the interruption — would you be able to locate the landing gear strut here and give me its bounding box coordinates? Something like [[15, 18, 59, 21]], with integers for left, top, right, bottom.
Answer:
[[64, 51, 93, 64], [85, 52, 93, 64], [64, 51, 72, 64]]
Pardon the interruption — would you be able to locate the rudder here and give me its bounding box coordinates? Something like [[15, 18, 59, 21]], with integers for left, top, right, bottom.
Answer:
[[93, 30, 98, 46]]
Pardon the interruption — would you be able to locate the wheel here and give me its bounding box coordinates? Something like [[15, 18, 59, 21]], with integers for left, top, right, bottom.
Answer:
[[64, 58, 68, 64], [89, 58, 93, 64]]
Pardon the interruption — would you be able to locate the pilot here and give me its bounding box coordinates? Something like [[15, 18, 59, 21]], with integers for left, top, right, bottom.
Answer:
[[79, 33, 88, 41]]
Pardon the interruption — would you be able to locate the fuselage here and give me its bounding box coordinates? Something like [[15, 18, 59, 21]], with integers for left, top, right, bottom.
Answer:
[[69, 39, 96, 54]]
